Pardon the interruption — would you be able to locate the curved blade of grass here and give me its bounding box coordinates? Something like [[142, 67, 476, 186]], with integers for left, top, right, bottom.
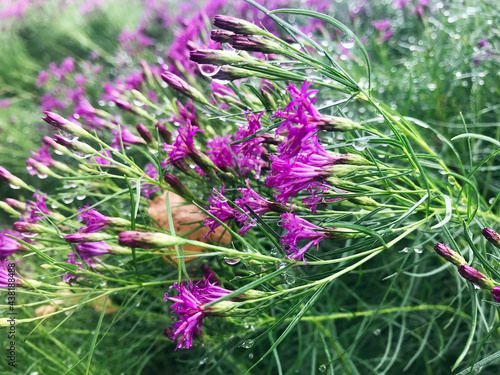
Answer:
[[431, 194, 452, 229], [86, 295, 108, 375], [268, 8, 371, 91], [452, 285, 477, 371]]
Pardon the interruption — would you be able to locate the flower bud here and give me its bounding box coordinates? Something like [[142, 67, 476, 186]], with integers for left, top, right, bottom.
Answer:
[[0, 201, 21, 216], [42, 112, 91, 138], [118, 231, 189, 249], [457, 264, 495, 290], [13, 221, 56, 234], [433, 243, 466, 266], [229, 35, 286, 54], [4, 198, 26, 212], [163, 173, 195, 200], [54, 135, 97, 155], [212, 65, 274, 81], [481, 228, 500, 249], [190, 49, 247, 65], [491, 286, 500, 302], [0, 165, 30, 190], [320, 116, 363, 132], [160, 72, 209, 104], [26, 158, 59, 178], [155, 122, 172, 143], [213, 15, 267, 36], [136, 123, 156, 146], [114, 98, 133, 111], [42, 136, 73, 156], [65, 232, 114, 243], [210, 29, 236, 43]]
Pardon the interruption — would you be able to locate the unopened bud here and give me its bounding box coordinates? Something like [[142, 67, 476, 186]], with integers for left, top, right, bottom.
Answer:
[[136, 123, 157, 146], [210, 29, 236, 43], [65, 232, 114, 243], [54, 135, 97, 155], [492, 286, 500, 302], [458, 264, 495, 290], [155, 122, 172, 143], [190, 49, 247, 65], [433, 243, 466, 266], [13, 221, 55, 234], [161, 72, 209, 104], [481, 228, 500, 249], [213, 15, 267, 36], [42, 112, 91, 138], [118, 231, 189, 249], [229, 35, 285, 54], [42, 136, 72, 156], [0, 165, 30, 189]]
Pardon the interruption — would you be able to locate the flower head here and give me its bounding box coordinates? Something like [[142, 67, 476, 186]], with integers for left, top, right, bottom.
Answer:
[[433, 243, 466, 266], [206, 134, 235, 171], [164, 277, 233, 350], [77, 205, 110, 233], [279, 212, 329, 262], [0, 231, 25, 257], [481, 228, 500, 249], [203, 187, 238, 238], [141, 164, 162, 199], [492, 286, 500, 303], [457, 264, 495, 290], [76, 241, 112, 259], [162, 123, 203, 166], [21, 191, 50, 223]]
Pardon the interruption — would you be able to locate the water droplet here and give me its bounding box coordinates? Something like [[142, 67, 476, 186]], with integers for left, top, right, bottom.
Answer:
[[38, 173, 48, 179], [76, 195, 86, 201], [319, 365, 327, 372], [132, 100, 144, 107], [340, 34, 355, 49], [62, 196, 74, 204], [248, 353, 254, 360], [224, 257, 241, 265], [54, 149, 64, 155], [488, 197, 494, 204], [199, 64, 220, 77], [447, 176, 455, 186], [22, 232, 38, 238], [427, 83, 437, 91], [473, 284, 480, 290], [9, 183, 21, 190], [285, 274, 295, 285], [400, 247, 410, 253], [414, 247, 423, 254], [373, 328, 381, 336], [51, 204, 59, 209], [240, 339, 254, 349], [353, 141, 367, 151], [269, 248, 279, 256]]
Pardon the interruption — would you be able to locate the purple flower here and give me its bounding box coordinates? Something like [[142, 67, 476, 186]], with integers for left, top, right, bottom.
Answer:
[[280, 212, 330, 262], [36, 70, 49, 87], [142, 163, 162, 199], [111, 129, 147, 150], [27, 147, 54, 176], [162, 123, 203, 167], [21, 191, 50, 223], [232, 112, 268, 178], [477, 39, 490, 49], [206, 134, 236, 171], [0, 231, 25, 257], [164, 277, 232, 350], [235, 179, 284, 234], [76, 241, 112, 259], [78, 205, 111, 233], [61, 253, 98, 283], [0, 259, 18, 289], [492, 286, 500, 303], [89, 150, 112, 166], [371, 19, 391, 31], [203, 187, 238, 238]]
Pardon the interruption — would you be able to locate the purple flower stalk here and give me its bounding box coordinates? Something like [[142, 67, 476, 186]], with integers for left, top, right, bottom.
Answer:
[[164, 277, 233, 350], [0, 231, 26, 257], [280, 212, 330, 262], [457, 264, 495, 290], [203, 187, 239, 238], [481, 228, 500, 249]]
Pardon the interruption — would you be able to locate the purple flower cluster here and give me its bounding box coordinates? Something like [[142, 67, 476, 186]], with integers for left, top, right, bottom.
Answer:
[[164, 276, 232, 350]]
